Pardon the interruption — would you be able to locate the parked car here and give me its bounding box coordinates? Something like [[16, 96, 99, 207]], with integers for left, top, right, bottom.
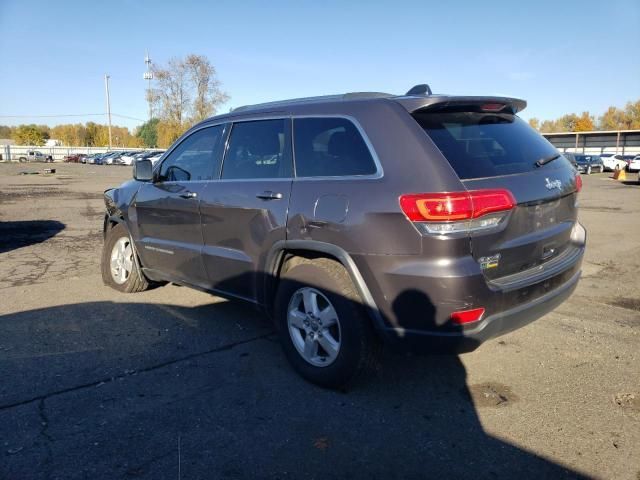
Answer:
[[101, 86, 586, 388], [18, 150, 53, 163], [564, 153, 604, 174], [628, 155, 640, 172], [600, 153, 627, 172], [63, 153, 87, 163], [118, 152, 140, 166], [146, 151, 164, 165], [100, 152, 120, 165]]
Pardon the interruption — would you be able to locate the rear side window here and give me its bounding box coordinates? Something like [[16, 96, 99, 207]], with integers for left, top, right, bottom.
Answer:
[[414, 112, 561, 179], [221, 119, 292, 179], [293, 117, 377, 177]]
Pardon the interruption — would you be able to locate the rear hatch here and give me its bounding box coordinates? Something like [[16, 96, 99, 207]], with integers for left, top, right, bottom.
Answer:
[[412, 104, 580, 282]]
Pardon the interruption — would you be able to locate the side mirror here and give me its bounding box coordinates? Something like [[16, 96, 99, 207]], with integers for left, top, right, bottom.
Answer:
[[133, 159, 153, 181]]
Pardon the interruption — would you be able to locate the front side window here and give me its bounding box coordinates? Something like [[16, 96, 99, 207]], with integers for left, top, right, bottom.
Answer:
[[293, 117, 377, 177], [221, 119, 291, 179], [158, 125, 225, 182]]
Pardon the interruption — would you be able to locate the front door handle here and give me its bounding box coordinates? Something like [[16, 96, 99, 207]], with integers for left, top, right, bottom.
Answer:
[[179, 191, 198, 199], [256, 191, 283, 200]]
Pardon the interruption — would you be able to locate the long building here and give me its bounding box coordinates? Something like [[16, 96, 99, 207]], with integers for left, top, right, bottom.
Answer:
[[543, 129, 640, 156]]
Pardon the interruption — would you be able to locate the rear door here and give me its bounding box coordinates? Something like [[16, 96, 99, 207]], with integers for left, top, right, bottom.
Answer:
[[135, 124, 226, 286], [415, 110, 579, 281], [199, 118, 293, 302]]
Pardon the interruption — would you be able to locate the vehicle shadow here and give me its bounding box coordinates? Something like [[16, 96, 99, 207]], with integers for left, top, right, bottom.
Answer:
[[0, 220, 65, 254], [0, 291, 588, 479]]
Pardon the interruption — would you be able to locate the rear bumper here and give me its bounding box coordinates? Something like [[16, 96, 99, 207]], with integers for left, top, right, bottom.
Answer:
[[352, 222, 586, 353], [380, 267, 580, 353]]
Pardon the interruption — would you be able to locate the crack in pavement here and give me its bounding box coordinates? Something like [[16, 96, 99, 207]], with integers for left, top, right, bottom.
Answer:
[[0, 332, 274, 412], [38, 398, 54, 480]]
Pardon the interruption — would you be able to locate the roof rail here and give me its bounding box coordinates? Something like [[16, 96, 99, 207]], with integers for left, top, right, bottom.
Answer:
[[406, 84, 433, 96], [233, 92, 393, 113]]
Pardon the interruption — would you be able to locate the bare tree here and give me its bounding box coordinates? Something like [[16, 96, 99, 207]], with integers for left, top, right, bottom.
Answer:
[[185, 54, 229, 123], [152, 57, 191, 126], [151, 54, 229, 130]]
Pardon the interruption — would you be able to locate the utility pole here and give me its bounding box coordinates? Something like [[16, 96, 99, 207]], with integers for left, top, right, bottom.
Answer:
[[104, 74, 113, 150], [144, 51, 153, 121]]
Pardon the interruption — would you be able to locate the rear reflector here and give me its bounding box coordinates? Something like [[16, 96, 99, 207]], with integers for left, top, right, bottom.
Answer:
[[575, 174, 582, 193], [451, 307, 485, 325], [399, 189, 515, 223]]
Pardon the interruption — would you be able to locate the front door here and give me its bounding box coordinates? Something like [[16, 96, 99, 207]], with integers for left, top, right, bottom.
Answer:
[[199, 118, 293, 302], [134, 124, 226, 286]]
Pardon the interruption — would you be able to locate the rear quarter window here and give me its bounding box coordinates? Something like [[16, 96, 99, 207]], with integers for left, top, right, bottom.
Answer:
[[414, 112, 563, 180], [293, 117, 377, 177]]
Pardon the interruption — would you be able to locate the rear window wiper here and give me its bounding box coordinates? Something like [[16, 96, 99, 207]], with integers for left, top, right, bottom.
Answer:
[[535, 153, 560, 167]]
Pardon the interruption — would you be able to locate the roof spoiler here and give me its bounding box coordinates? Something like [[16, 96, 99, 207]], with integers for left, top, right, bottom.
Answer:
[[406, 84, 432, 96], [396, 95, 527, 114]]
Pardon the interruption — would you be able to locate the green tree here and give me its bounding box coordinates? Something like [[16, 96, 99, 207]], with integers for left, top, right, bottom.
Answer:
[[136, 118, 160, 147], [623, 100, 640, 129], [598, 106, 628, 130], [0, 125, 13, 138], [528, 118, 540, 130], [11, 124, 47, 145]]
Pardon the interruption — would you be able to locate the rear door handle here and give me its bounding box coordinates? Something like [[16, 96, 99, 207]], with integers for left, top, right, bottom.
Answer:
[[256, 191, 283, 200], [179, 191, 198, 199]]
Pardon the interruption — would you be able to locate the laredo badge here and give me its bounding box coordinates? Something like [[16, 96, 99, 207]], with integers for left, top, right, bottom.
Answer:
[[478, 253, 501, 270]]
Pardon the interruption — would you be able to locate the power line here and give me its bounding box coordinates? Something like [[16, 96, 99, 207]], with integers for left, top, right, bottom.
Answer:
[[0, 112, 147, 122], [0, 113, 105, 118]]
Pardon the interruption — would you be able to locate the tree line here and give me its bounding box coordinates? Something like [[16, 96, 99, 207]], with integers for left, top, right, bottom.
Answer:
[[1, 54, 228, 149], [529, 99, 640, 133]]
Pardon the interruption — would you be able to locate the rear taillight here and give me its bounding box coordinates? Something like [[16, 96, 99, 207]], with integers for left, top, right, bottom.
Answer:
[[575, 174, 582, 193], [451, 307, 485, 325], [399, 189, 515, 234]]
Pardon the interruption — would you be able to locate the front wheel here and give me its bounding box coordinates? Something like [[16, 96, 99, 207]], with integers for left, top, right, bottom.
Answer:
[[587, 166, 592, 175], [101, 223, 149, 293], [274, 258, 379, 389]]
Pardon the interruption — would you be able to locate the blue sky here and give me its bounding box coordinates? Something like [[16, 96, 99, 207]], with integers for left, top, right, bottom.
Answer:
[[1, 0, 638, 131]]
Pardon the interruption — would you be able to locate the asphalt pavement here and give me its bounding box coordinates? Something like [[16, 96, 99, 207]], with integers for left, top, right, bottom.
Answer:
[[0, 163, 638, 479]]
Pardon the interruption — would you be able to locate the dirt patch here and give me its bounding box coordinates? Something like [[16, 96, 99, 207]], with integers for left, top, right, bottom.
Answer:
[[465, 382, 519, 407], [614, 393, 640, 413], [608, 298, 640, 312], [580, 206, 623, 212]]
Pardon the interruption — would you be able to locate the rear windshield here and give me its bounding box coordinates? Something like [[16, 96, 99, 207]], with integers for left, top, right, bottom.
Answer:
[[414, 112, 561, 179]]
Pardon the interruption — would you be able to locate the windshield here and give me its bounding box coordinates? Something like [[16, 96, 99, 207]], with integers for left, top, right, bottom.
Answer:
[[414, 112, 563, 179]]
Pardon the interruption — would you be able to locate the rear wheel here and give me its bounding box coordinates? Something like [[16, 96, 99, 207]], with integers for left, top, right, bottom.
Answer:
[[274, 258, 379, 389], [101, 223, 149, 293]]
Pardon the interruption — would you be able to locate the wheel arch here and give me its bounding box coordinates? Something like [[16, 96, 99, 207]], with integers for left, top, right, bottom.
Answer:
[[263, 240, 386, 332]]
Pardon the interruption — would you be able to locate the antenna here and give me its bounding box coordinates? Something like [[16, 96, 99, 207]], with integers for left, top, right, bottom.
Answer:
[[143, 50, 153, 120]]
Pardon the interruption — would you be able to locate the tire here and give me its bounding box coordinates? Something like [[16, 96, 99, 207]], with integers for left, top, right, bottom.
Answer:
[[18, 157, 26, 163], [101, 223, 149, 293], [587, 166, 592, 175], [274, 257, 379, 389]]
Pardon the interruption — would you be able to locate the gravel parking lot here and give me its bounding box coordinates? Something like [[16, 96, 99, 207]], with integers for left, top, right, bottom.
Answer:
[[0, 163, 638, 480]]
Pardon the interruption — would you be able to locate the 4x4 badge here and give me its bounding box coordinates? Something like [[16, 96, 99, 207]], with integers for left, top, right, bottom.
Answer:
[[545, 178, 562, 190], [478, 253, 501, 270]]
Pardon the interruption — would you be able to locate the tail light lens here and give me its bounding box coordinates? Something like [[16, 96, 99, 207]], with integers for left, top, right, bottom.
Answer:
[[399, 189, 515, 234], [575, 174, 582, 193]]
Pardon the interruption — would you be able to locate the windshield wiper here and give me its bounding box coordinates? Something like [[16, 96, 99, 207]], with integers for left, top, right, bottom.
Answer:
[[535, 153, 560, 167]]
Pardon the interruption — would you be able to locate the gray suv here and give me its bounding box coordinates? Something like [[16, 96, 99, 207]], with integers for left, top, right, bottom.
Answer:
[[101, 86, 586, 387]]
